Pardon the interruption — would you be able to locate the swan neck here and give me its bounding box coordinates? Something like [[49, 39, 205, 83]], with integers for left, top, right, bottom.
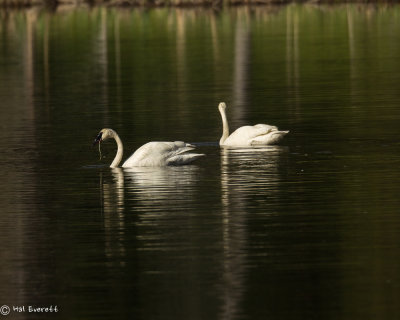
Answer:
[[219, 107, 230, 144], [110, 133, 124, 168]]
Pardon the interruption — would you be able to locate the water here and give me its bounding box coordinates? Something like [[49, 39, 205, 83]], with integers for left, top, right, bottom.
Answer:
[[1, 4, 400, 319]]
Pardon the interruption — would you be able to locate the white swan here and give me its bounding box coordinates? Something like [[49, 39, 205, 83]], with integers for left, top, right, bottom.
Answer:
[[93, 128, 205, 168], [218, 102, 289, 147]]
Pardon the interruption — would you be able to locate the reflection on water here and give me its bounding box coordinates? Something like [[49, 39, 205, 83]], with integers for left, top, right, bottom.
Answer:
[[2, 5, 400, 146], [99, 165, 204, 268], [97, 149, 286, 319], [124, 166, 200, 201], [101, 168, 126, 267], [99, 154, 286, 319], [124, 165, 203, 220], [219, 146, 285, 320], [221, 146, 287, 204]]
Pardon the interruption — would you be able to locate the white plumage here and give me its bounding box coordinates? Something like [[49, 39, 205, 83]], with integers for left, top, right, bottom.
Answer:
[[122, 141, 202, 167], [93, 128, 204, 168], [218, 102, 289, 147]]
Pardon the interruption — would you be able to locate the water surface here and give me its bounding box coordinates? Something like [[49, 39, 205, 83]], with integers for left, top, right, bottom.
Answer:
[[1, 4, 400, 319]]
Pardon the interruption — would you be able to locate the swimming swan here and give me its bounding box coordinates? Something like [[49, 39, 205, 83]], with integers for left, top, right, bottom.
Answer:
[[218, 102, 289, 146], [93, 128, 205, 168]]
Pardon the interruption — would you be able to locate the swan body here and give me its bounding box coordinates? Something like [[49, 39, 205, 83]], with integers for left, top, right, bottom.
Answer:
[[93, 128, 205, 168], [218, 102, 289, 147]]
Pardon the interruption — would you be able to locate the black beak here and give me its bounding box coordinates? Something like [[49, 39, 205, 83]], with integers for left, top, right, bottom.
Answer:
[[93, 132, 103, 146]]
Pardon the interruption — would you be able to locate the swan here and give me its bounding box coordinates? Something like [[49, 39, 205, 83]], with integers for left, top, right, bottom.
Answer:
[[218, 102, 289, 147], [93, 128, 205, 168]]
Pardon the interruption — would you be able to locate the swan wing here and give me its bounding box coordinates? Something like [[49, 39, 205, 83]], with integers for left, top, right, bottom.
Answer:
[[163, 141, 205, 165], [249, 130, 289, 145], [166, 153, 205, 165], [223, 124, 279, 146], [254, 124, 278, 132], [122, 141, 204, 167]]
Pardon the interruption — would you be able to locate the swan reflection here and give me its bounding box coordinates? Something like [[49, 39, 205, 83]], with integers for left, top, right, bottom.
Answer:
[[101, 166, 201, 204], [123, 166, 200, 204], [219, 145, 287, 319], [100, 165, 201, 220], [101, 167, 126, 267], [100, 166, 201, 266], [221, 145, 288, 204], [100, 167, 124, 214]]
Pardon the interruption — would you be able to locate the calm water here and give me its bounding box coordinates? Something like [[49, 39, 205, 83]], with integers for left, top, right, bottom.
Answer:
[[1, 4, 400, 319]]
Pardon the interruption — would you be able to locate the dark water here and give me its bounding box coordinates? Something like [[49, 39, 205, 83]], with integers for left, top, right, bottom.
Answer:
[[1, 4, 400, 319]]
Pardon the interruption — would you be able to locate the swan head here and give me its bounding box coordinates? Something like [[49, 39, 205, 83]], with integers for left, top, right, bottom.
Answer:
[[218, 102, 227, 112], [93, 128, 115, 146]]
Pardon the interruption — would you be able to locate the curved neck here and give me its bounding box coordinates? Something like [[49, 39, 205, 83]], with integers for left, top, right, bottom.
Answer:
[[110, 133, 124, 168], [219, 107, 230, 144]]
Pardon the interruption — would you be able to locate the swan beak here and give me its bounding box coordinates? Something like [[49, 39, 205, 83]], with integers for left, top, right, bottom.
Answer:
[[93, 132, 103, 146]]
